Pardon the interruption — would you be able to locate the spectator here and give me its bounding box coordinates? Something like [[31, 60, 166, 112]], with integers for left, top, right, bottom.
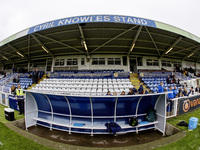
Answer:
[[195, 85, 200, 93], [167, 86, 174, 113], [172, 76, 176, 84], [138, 82, 143, 94], [168, 86, 174, 100], [127, 88, 134, 95], [166, 76, 171, 84], [113, 92, 117, 96], [173, 86, 178, 98], [158, 82, 164, 93], [177, 79, 181, 86], [11, 85, 16, 94], [120, 91, 125, 95], [13, 77, 16, 83], [182, 88, 188, 96], [179, 92, 183, 97], [132, 85, 137, 93], [188, 87, 194, 95], [16, 76, 20, 83], [149, 90, 153, 94], [106, 91, 112, 96], [143, 87, 149, 94], [178, 87, 182, 94]]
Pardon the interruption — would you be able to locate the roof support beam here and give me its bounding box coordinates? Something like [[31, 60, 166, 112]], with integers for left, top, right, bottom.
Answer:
[[7, 43, 29, 60], [90, 25, 138, 54], [34, 33, 85, 54], [78, 24, 89, 55], [167, 44, 200, 56], [183, 46, 200, 60], [144, 26, 160, 57], [127, 26, 142, 56], [31, 34, 54, 57], [160, 36, 182, 58]]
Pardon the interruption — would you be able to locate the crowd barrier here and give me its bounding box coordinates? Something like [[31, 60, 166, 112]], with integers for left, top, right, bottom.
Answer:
[[0, 86, 10, 107], [25, 91, 166, 135]]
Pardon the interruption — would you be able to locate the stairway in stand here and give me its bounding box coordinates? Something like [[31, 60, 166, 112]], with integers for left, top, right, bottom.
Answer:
[[130, 73, 140, 89]]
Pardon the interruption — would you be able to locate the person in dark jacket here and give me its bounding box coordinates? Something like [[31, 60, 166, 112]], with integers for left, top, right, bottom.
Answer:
[[166, 76, 171, 84], [138, 82, 143, 94], [127, 88, 134, 95], [132, 85, 138, 93]]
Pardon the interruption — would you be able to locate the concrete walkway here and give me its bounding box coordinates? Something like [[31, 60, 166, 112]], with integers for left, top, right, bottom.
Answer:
[[5, 119, 186, 150]]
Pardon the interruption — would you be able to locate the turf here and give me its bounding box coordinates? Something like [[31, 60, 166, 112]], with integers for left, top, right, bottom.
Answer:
[[0, 104, 55, 150], [0, 104, 24, 124], [155, 108, 200, 150]]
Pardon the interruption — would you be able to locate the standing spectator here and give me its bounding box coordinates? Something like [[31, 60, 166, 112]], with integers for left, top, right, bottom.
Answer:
[[168, 86, 174, 99], [166, 76, 171, 84], [16, 75, 20, 83], [138, 82, 143, 94], [173, 86, 178, 98], [167, 86, 174, 114], [158, 82, 164, 93]]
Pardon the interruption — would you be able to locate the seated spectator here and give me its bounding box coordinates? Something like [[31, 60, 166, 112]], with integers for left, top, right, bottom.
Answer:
[[173, 86, 178, 98], [172, 76, 176, 84], [106, 91, 112, 96], [179, 92, 183, 97], [127, 88, 134, 95], [158, 82, 164, 93], [182, 88, 188, 96], [195, 85, 200, 93], [138, 82, 143, 94], [132, 85, 137, 93], [113, 92, 117, 96], [149, 90, 154, 94], [120, 91, 125, 95], [166, 76, 171, 84], [143, 87, 149, 94], [188, 87, 194, 95]]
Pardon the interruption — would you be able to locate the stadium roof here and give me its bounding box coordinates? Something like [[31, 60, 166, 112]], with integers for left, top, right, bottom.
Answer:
[[0, 15, 200, 66]]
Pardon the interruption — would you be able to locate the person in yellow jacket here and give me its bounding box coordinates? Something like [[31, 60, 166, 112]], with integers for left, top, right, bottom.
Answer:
[[15, 84, 25, 115]]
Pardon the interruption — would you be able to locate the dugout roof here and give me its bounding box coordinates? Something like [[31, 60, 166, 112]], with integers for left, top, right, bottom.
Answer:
[[0, 15, 200, 66]]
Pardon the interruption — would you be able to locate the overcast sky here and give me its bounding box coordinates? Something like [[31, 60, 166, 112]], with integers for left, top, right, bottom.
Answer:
[[0, 0, 200, 42]]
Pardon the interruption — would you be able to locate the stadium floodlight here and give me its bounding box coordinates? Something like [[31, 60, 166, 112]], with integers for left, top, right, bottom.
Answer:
[[16, 52, 24, 57], [187, 53, 194, 58], [165, 47, 173, 54], [83, 41, 88, 51], [130, 43, 135, 52], [2, 56, 8, 60], [41, 46, 49, 53]]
